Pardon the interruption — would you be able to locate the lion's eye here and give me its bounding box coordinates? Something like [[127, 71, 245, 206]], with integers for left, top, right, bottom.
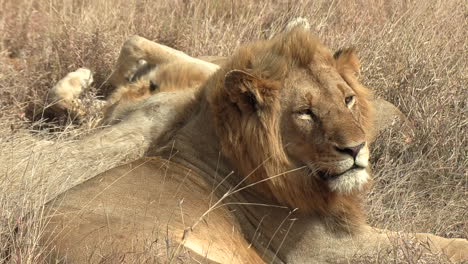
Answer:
[[345, 95, 355, 107], [298, 109, 318, 122]]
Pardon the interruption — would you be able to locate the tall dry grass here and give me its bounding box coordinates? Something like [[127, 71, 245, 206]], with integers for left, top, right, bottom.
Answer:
[[0, 0, 466, 262]]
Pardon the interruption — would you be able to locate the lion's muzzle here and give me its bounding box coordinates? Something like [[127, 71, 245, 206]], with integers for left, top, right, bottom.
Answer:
[[312, 144, 370, 193]]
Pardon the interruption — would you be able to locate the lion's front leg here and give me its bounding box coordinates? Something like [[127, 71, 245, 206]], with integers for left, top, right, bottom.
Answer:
[[412, 232, 468, 262], [370, 227, 468, 262]]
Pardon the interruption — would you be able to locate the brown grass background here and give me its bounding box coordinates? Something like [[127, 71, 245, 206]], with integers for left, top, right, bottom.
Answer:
[[0, 0, 466, 262]]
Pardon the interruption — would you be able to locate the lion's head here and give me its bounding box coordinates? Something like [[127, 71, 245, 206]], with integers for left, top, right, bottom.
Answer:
[[206, 28, 374, 226]]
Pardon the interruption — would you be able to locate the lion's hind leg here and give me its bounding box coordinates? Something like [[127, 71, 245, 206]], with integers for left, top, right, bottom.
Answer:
[[48, 67, 93, 114], [108, 35, 218, 88], [26, 68, 96, 128]]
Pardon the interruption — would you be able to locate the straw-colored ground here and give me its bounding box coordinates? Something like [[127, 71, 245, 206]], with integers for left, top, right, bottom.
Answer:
[[0, 0, 466, 263]]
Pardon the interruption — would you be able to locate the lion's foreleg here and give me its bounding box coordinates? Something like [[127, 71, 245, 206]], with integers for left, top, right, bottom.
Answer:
[[412, 232, 468, 262], [369, 227, 468, 262]]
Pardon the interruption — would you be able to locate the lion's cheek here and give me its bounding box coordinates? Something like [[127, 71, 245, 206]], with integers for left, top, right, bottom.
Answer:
[[283, 142, 324, 169]]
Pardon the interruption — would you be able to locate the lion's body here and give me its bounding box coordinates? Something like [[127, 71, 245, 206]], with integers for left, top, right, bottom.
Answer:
[[41, 29, 468, 263], [40, 158, 403, 263], [45, 158, 264, 263]]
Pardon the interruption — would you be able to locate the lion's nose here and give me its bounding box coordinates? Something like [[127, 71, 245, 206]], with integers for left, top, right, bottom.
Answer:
[[334, 142, 365, 159]]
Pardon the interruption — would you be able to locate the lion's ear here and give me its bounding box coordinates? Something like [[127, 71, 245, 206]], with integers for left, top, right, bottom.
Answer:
[[224, 70, 268, 113], [334, 48, 360, 77]]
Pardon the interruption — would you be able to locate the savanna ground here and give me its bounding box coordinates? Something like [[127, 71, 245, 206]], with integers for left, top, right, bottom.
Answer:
[[0, 0, 466, 263]]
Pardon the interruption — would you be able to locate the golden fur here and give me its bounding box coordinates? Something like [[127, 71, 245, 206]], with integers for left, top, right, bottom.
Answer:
[[39, 29, 468, 263]]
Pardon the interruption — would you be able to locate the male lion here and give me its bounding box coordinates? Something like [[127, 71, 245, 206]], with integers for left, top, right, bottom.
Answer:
[[39, 28, 468, 263]]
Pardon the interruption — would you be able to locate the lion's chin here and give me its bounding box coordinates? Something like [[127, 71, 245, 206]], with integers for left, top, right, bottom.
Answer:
[[326, 168, 369, 194]]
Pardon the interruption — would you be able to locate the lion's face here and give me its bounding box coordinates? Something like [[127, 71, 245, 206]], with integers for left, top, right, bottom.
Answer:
[[280, 67, 370, 194]]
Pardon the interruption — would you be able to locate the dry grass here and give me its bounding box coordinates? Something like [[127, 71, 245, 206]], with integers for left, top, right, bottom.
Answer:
[[0, 0, 466, 263]]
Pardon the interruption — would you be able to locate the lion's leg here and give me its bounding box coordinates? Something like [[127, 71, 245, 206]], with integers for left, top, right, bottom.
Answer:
[[341, 227, 468, 262], [413, 232, 468, 261], [109, 35, 219, 88], [44, 68, 94, 122], [369, 227, 468, 262]]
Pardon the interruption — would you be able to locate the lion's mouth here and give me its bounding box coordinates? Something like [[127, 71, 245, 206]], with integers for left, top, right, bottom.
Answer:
[[317, 164, 365, 181]]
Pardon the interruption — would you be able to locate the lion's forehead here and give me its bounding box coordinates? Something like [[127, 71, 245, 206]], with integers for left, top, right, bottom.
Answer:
[[280, 68, 350, 108]]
